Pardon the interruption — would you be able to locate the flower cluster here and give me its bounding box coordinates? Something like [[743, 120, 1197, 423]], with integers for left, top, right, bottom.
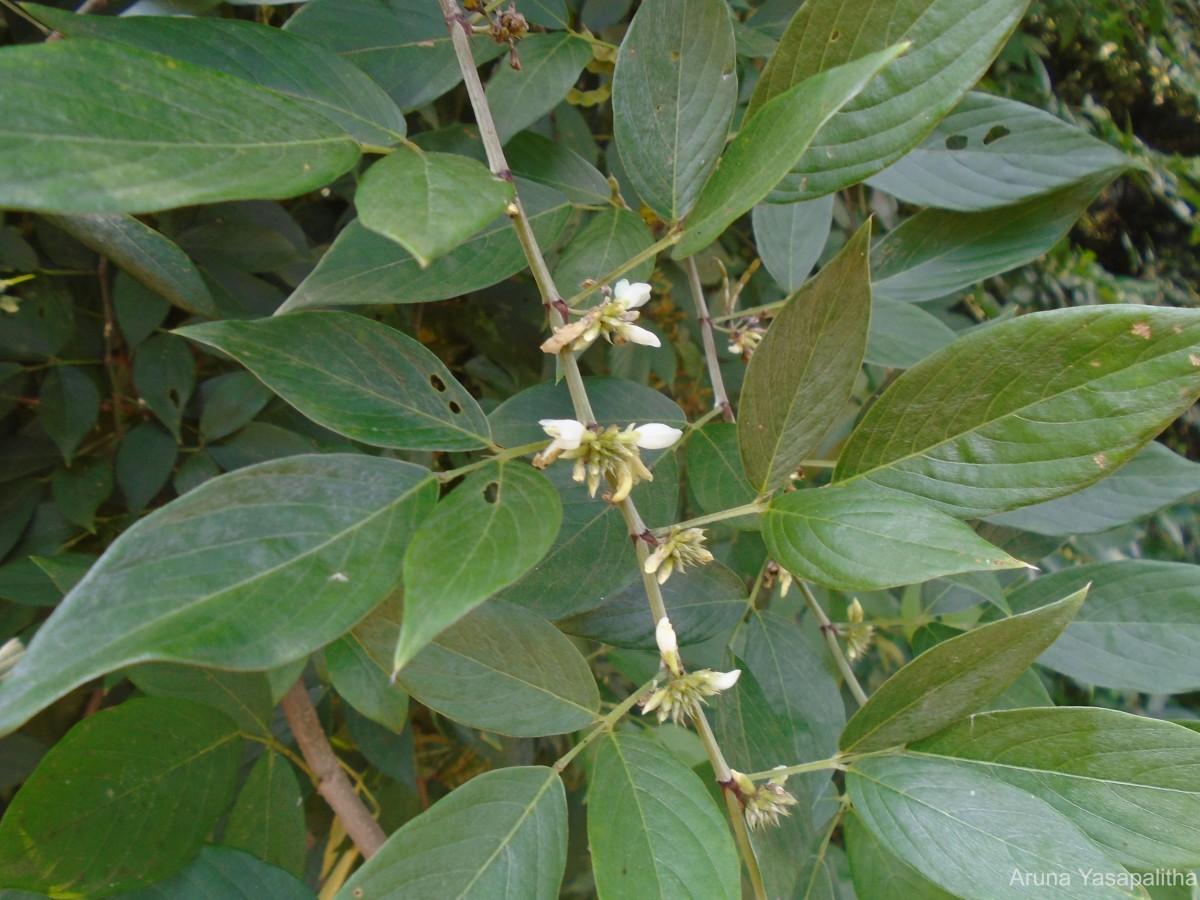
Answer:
[[641, 618, 740, 725], [843, 598, 876, 662], [726, 316, 766, 361], [533, 419, 681, 503], [643, 526, 713, 584], [541, 279, 659, 354], [729, 769, 799, 832]]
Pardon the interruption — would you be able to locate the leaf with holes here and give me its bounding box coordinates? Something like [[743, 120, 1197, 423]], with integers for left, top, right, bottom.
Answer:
[[834, 305, 1200, 518], [357, 147, 514, 267], [395, 461, 561, 673], [0, 698, 241, 896], [750, 0, 1034, 202], [335, 766, 567, 899], [177, 311, 491, 451], [0, 455, 436, 737], [867, 92, 1132, 211], [133, 333, 195, 442]]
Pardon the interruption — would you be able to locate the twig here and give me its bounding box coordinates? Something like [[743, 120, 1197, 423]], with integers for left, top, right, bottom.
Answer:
[[96, 258, 126, 440], [798, 581, 868, 707], [282, 680, 387, 859], [685, 257, 734, 422]]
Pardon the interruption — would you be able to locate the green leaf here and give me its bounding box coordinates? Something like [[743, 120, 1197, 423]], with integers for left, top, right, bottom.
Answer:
[[0, 455, 436, 737], [752, 195, 834, 293], [113, 422, 177, 513], [393, 599, 600, 736], [43, 214, 216, 317], [395, 461, 561, 672], [357, 148, 515, 267], [506, 131, 611, 207], [0, 698, 241, 897], [178, 311, 492, 451], [39, 367, 99, 464], [127, 662, 276, 739], [845, 811, 959, 900], [588, 733, 740, 900], [612, 0, 738, 222], [325, 629, 409, 733], [676, 46, 902, 257], [0, 41, 360, 214], [554, 208, 657, 300], [29, 7, 407, 146], [739, 221, 872, 492], [847, 755, 1143, 900], [867, 92, 1132, 211], [560, 559, 746, 649], [911, 707, 1200, 870], [0, 480, 41, 562], [208, 422, 317, 471], [335, 766, 567, 899], [839, 586, 1086, 752], [198, 372, 274, 444], [487, 34, 594, 145], [686, 422, 759, 528], [749, 0, 1034, 202], [987, 441, 1200, 536], [223, 751, 306, 878], [279, 182, 572, 311], [1008, 561, 1200, 694], [114, 273, 172, 350], [764, 481, 1026, 591], [833, 305, 1200, 518], [133, 334, 195, 442], [111, 847, 314, 900], [488, 377, 685, 618], [865, 297, 959, 369], [284, 0, 507, 112], [872, 176, 1115, 302]]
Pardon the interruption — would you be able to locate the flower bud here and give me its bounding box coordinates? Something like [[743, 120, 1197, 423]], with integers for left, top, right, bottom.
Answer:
[[633, 423, 682, 450]]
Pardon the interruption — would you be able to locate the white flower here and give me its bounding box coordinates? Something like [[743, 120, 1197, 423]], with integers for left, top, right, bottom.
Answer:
[[655, 616, 681, 675], [632, 423, 681, 450], [616, 322, 660, 347], [640, 666, 742, 725], [613, 278, 652, 309], [539, 418, 586, 452]]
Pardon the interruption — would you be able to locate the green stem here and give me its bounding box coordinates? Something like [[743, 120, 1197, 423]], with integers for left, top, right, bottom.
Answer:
[[686, 256, 734, 422], [799, 581, 868, 707], [562, 230, 682, 308], [553, 677, 657, 773], [712, 298, 784, 324], [665, 502, 764, 532], [745, 755, 846, 782], [434, 441, 550, 483], [798, 459, 838, 469]]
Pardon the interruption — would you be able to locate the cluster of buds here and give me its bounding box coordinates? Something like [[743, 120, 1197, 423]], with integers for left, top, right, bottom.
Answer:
[[533, 419, 681, 503], [486, 3, 528, 70], [729, 768, 799, 831], [541, 279, 659, 354], [0, 637, 24, 681], [644, 526, 713, 585], [843, 598, 875, 662], [641, 617, 740, 725], [726, 316, 766, 361]]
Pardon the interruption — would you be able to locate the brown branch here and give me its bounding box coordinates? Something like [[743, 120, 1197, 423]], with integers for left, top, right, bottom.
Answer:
[[282, 680, 387, 859]]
